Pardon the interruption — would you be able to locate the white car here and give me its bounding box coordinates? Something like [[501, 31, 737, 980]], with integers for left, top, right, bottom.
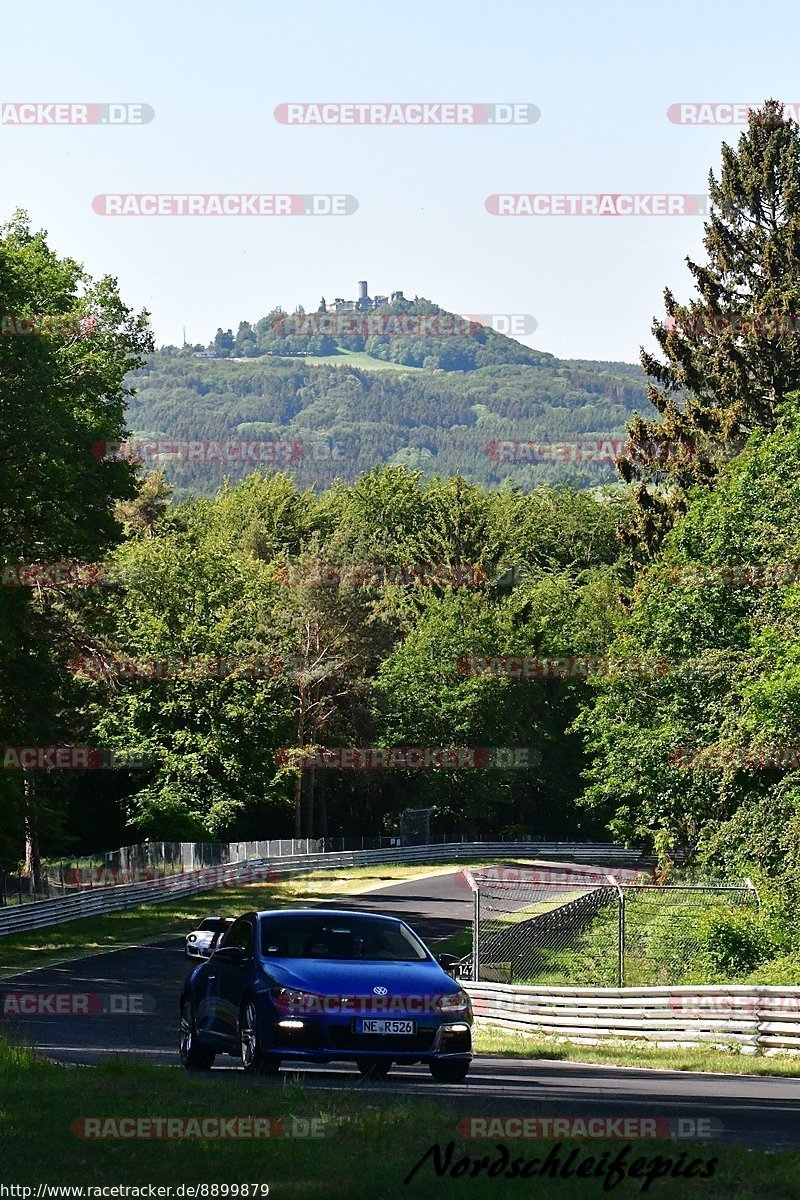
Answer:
[[185, 916, 235, 960]]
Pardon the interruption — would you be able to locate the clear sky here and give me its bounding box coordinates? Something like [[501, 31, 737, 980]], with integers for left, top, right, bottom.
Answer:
[[2, 0, 797, 362]]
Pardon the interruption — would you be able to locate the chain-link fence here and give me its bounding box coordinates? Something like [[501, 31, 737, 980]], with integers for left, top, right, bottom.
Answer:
[[399, 808, 436, 845], [465, 865, 759, 986]]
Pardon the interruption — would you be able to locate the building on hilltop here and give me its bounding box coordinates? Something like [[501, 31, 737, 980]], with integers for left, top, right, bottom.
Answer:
[[319, 282, 405, 314]]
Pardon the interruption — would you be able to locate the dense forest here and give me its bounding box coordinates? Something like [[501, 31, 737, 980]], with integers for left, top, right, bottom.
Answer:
[[4, 102, 800, 977], [126, 349, 652, 494]]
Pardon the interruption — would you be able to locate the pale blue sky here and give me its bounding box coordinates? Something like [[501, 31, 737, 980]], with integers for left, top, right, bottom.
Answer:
[[2, 0, 797, 361]]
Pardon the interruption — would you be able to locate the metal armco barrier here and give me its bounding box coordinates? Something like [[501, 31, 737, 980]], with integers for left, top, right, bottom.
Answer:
[[0, 841, 644, 937], [466, 982, 800, 1054]]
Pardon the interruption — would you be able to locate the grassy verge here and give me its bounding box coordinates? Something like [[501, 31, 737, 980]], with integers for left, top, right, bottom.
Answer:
[[505, 892, 765, 989], [493, 890, 586, 926], [0, 1041, 797, 1195], [282, 349, 425, 372], [431, 926, 473, 959], [475, 1025, 800, 1077], [0, 863, 469, 977]]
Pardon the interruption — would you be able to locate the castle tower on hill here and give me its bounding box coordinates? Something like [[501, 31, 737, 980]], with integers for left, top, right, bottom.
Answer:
[[326, 282, 405, 314]]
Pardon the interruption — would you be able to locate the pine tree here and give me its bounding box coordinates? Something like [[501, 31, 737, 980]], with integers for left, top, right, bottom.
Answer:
[[620, 99, 800, 555]]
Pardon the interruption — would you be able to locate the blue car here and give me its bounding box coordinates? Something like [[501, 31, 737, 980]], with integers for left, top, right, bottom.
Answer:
[[179, 908, 472, 1082]]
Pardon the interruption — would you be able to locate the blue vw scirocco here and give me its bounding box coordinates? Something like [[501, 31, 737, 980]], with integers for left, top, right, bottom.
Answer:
[[179, 908, 473, 1081]]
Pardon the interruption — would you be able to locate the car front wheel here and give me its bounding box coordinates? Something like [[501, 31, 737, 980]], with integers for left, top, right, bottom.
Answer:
[[240, 1000, 281, 1075], [179, 999, 215, 1070], [429, 1059, 470, 1083]]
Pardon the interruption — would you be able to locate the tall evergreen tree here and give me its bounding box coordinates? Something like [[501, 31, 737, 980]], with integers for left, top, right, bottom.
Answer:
[[620, 100, 800, 555]]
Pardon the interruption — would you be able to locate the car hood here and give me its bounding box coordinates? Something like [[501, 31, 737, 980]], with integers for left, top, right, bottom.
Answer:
[[262, 957, 459, 997]]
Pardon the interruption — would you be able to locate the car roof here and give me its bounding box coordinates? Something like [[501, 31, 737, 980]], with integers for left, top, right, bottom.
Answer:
[[254, 908, 405, 922]]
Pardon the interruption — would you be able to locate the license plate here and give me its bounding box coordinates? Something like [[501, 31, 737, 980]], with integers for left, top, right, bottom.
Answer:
[[356, 1018, 415, 1035]]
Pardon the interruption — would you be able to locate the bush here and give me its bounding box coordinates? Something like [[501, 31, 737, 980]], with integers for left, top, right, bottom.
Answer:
[[698, 786, 800, 880], [696, 908, 777, 975], [745, 953, 800, 986]]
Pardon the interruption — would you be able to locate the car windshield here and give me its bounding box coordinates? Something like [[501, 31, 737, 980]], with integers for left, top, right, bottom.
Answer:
[[260, 914, 430, 961], [198, 918, 229, 932]]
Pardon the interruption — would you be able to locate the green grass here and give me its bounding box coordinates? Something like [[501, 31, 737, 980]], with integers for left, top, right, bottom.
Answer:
[[507, 893, 762, 988], [0, 1041, 797, 1195], [493, 890, 586, 926], [475, 1025, 800, 1078], [431, 926, 473, 959], [281, 348, 426, 372]]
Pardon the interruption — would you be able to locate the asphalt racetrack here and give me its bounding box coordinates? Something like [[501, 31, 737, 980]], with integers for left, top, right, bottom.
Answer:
[[2, 868, 800, 1151]]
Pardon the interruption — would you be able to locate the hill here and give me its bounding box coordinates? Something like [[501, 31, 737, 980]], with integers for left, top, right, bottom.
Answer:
[[125, 302, 653, 495]]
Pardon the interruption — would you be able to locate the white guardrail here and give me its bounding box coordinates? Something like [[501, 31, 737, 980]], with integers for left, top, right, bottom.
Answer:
[[0, 841, 645, 937], [465, 983, 800, 1055]]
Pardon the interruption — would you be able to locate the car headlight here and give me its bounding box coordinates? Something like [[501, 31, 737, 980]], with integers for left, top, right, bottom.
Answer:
[[271, 987, 323, 1014], [437, 990, 471, 1015], [187, 934, 197, 943]]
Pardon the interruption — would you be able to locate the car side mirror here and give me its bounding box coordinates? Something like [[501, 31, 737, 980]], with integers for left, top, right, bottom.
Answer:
[[437, 953, 461, 976], [213, 945, 247, 964]]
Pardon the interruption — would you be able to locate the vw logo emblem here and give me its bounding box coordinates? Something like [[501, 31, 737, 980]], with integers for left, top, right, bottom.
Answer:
[[373, 986, 388, 995]]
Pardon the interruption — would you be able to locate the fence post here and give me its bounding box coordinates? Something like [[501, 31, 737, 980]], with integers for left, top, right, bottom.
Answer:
[[460, 868, 480, 981], [607, 874, 624, 987], [745, 877, 760, 915], [473, 885, 480, 982]]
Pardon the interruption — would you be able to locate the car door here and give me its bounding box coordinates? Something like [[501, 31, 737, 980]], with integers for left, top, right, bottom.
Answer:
[[208, 916, 255, 1043]]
